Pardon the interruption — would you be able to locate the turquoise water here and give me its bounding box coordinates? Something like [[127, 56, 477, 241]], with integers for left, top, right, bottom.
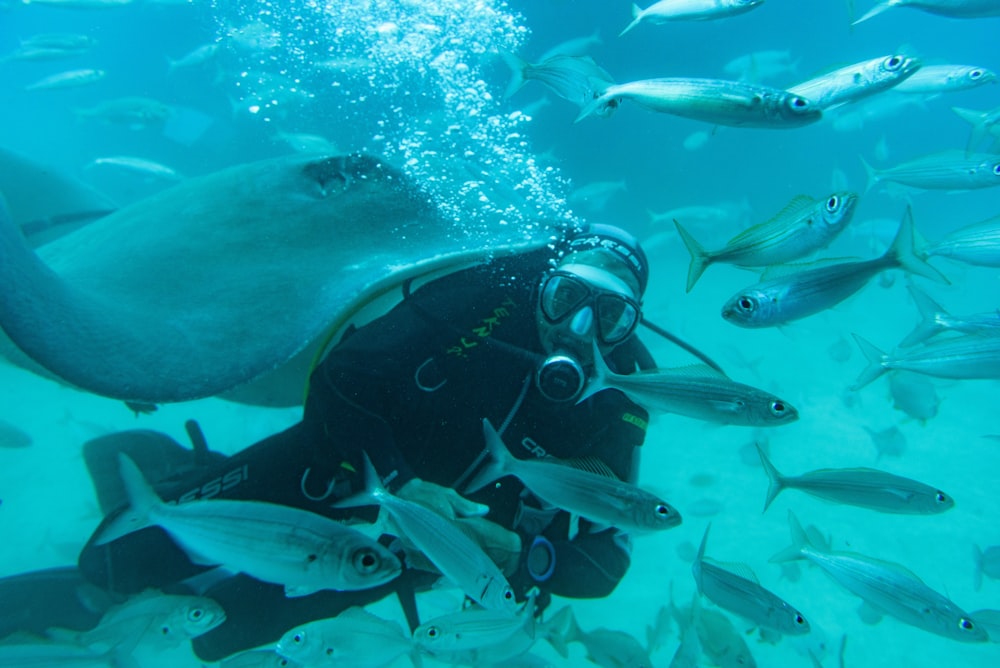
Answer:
[[0, 1, 998, 666]]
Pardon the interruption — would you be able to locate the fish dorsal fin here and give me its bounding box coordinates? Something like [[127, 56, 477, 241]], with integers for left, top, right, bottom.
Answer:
[[760, 256, 862, 281], [658, 364, 729, 380], [706, 558, 760, 584], [728, 195, 815, 246], [562, 456, 620, 480]]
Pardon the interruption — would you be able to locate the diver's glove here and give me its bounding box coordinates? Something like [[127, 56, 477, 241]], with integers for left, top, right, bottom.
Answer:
[[396, 478, 489, 519]]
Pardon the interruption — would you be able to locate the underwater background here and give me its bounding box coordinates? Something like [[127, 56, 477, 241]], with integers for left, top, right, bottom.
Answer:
[[0, 0, 998, 666]]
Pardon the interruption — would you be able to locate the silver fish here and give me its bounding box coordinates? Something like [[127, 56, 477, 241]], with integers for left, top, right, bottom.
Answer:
[[901, 284, 1000, 346], [667, 591, 757, 668], [500, 52, 614, 106], [862, 150, 1000, 192], [620, 0, 764, 36], [24, 68, 106, 91], [465, 419, 682, 534], [538, 29, 603, 61], [852, 332, 1000, 388], [0, 643, 122, 668], [584, 350, 798, 427], [974, 545, 1000, 591], [94, 454, 401, 596], [414, 594, 536, 655], [276, 606, 416, 667], [74, 97, 175, 128], [893, 64, 997, 94], [969, 609, 1000, 642], [575, 77, 821, 128], [889, 370, 940, 421], [692, 524, 810, 635], [863, 424, 907, 459], [771, 511, 988, 642], [20, 0, 132, 6], [723, 50, 798, 83], [953, 104, 1000, 152], [921, 214, 1000, 267], [218, 648, 292, 668], [721, 207, 948, 328], [676, 192, 858, 290], [167, 43, 219, 73], [855, 0, 1000, 24], [756, 443, 953, 514], [789, 54, 921, 110], [21, 33, 98, 50], [83, 156, 183, 181], [335, 453, 516, 613]]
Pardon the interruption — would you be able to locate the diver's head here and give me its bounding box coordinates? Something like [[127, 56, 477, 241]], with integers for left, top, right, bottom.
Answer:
[[536, 223, 647, 364]]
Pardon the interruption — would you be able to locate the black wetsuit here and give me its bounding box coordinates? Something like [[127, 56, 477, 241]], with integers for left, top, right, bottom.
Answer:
[[77, 248, 653, 661]]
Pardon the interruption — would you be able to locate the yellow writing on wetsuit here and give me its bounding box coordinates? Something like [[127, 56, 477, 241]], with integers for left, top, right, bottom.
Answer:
[[621, 412, 648, 432], [445, 297, 517, 359]]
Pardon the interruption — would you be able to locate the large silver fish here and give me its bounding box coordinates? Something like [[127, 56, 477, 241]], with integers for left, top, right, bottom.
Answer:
[[413, 593, 536, 655], [920, 214, 1000, 267], [854, 0, 1000, 24], [788, 54, 920, 110], [620, 0, 764, 36], [575, 77, 821, 128], [862, 150, 1000, 193], [755, 443, 954, 514], [276, 606, 417, 667], [851, 332, 1000, 388], [771, 511, 988, 643], [721, 207, 948, 328], [583, 346, 798, 427], [94, 454, 401, 597], [465, 419, 682, 534], [500, 51, 614, 107], [335, 453, 517, 613], [901, 284, 1000, 346], [893, 64, 997, 94], [24, 68, 106, 91], [676, 192, 858, 291], [692, 524, 810, 635]]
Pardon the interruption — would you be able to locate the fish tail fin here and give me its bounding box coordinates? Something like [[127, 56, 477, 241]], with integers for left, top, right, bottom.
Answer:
[[576, 339, 608, 404], [900, 284, 945, 347], [619, 5, 642, 37], [755, 443, 786, 512], [541, 606, 577, 658], [850, 333, 889, 390], [92, 454, 162, 545], [693, 523, 711, 592], [674, 219, 710, 292], [574, 90, 617, 123], [859, 155, 879, 194], [852, 1, 892, 25], [331, 452, 383, 510], [886, 206, 949, 285], [769, 510, 811, 563], [463, 419, 513, 494], [974, 544, 985, 592], [499, 50, 527, 100], [952, 107, 988, 154]]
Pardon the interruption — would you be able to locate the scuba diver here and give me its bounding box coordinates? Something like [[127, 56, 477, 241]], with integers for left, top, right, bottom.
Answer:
[[73, 223, 663, 661]]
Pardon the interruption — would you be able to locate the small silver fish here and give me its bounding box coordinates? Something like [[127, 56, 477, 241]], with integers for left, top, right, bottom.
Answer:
[[901, 284, 1000, 346], [94, 454, 401, 596], [84, 156, 183, 181], [854, 0, 1000, 24], [500, 51, 614, 106], [921, 214, 1000, 267], [575, 77, 822, 128], [974, 545, 1000, 591], [771, 511, 988, 643], [584, 350, 798, 427], [756, 443, 953, 514], [863, 424, 908, 459], [465, 419, 681, 534], [335, 453, 516, 613], [788, 54, 921, 110], [721, 207, 948, 328], [167, 43, 219, 73], [862, 150, 1000, 193], [953, 104, 1000, 153], [852, 331, 1000, 388], [668, 591, 757, 668], [889, 370, 940, 421], [414, 594, 536, 655], [276, 606, 416, 667], [25, 68, 106, 91], [692, 524, 810, 635], [676, 191, 858, 291], [620, 0, 764, 36], [893, 64, 997, 94], [723, 50, 798, 83]]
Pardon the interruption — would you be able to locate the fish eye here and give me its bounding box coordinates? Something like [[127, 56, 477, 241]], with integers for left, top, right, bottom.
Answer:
[[738, 296, 756, 312], [306, 553, 318, 563], [770, 401, 786, 415], [503, 588, 514, 600], [187, 608, 204, 621], [655, 503, 671, 516], [826, 195, 839, 211], [970, 69, 984, 79], [935, 491, 948, 503], [426, 626, 439, 638], [789, 96, 809, 109], [885, 55, 903, 70], [293, 633, 304, 644], [992, 163, 1000, 176], [960, 618, 975, 631], [795, 614, 806, 625], [353, 548, 379, 573], [325, 647, 334, 656], [161, 625, 170, 635]]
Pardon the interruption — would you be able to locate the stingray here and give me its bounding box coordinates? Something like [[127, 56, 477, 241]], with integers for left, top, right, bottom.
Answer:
[[0, 152, 549, 405], [0, 146, 117, 246]]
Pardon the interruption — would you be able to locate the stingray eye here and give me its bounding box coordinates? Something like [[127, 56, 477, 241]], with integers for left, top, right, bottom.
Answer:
[[884, 55, 903, 70], [738, 296, 756, 313], [353, 548, 379, 574], [970, 69, 984, 80], [826, 195, 839, 212], [770, 401, 786, 416]]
